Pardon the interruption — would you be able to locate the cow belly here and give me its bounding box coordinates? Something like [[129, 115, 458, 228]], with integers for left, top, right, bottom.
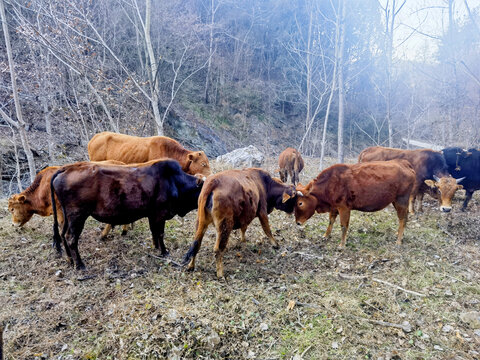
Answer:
[[92, 212, 146, 225]]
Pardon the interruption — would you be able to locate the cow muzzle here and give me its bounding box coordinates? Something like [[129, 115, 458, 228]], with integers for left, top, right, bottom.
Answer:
[[12, 221, 22, 227], [440, 206, 452, 213]]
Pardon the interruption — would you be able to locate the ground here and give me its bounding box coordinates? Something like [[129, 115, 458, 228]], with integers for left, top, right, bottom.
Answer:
[[1, 158, 480, 360]]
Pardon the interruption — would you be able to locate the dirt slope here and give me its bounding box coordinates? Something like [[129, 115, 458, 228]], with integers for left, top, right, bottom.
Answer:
[[1, 158, 479, 359]]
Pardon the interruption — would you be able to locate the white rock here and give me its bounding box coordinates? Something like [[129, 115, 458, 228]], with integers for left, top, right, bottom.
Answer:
[[442, 325, 454, 333], [444, 289, 453, 296], [331, 341, 339, 349], [460, 311, 480, 328], [473, 329, 480, 337], [166, 309, 180, 322], [259, 322, 269, 331], [205, 330, 221, 349], [216, 145, 264, 168], [433, 345, 443, 351]]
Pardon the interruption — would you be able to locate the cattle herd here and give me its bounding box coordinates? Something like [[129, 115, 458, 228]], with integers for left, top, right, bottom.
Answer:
[[6, 132, 480, 277]]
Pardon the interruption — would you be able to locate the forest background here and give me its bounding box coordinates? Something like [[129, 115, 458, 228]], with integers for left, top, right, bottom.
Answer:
[[1, 0, 479, 194]]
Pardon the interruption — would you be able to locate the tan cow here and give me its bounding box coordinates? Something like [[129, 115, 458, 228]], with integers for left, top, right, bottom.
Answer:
[[278, 147, 304, 185], [183, 168, 297, 278], [88, 132, 211, 176]]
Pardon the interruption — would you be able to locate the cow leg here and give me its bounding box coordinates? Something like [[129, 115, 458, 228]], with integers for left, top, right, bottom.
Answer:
[[288, 169, 294, 184], [338, 208, 351, 248], [393, 202, 408, 245], [461, 190, 473, 211], [323, 209, 338, 238], [408, 184, 419, 214], [240, 226, 248, 243], [279, 170, 287, 183], [121, 224, 130, 236], [65, 218, 87, 270], [184, 216, 212, 272], [60, 215, 72, 260], [214, 219, 233, 278], [149, 218, 167, 256], [101, 224, 112, 239], [416, 192, 424, 212], [293, 171, 299, 186], [52, 209, 65, 256], [258, 213, 279, 249]]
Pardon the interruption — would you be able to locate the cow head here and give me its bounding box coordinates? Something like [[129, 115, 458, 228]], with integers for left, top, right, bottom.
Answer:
[[8, 194, 33, 227], [424, 175, 465, 213], [185, 151, 211, 177], [269, 178, 297, 213], [294, 183, 318, 225]]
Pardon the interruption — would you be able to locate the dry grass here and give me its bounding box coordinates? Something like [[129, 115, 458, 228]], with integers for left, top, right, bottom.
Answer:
[[1, 158, 480, 359]]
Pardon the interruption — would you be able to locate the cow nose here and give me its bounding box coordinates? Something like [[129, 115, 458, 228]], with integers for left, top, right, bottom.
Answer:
[[441, 206, 451, 213]]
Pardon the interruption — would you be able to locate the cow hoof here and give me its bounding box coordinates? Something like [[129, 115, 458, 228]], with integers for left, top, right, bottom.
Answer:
[[185, 265, 195, 272], [121, 230, 128, 236], [460, 207, 467, 212], [161, 250, 170, 257]]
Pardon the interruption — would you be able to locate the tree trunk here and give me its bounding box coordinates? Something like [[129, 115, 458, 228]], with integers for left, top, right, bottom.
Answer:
[[144, 0, 163, 135], [0, 0, 36, 182], [337, 0, 346, 163], [204, 0, 217, 104]]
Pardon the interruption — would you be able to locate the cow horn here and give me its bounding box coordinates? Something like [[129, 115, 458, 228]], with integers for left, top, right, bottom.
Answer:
[[433, 175, 440, 182], [456, 176, 466, 184], [297, 191, 304, 196]]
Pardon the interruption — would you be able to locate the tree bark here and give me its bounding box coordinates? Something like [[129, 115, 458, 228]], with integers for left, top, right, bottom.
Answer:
[[143, 0, 163, 135], [0, 0, 36, 182], [337, 0, 346, 163]]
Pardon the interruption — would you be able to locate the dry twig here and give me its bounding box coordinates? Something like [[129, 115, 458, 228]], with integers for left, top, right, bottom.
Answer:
[[338, 273, 426, 297]]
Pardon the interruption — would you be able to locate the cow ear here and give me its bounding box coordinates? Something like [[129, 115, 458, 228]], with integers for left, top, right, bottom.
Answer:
[[18, 194, 26, 203], [198, 152, 202, 156], [195, 174, 206, 186], [457, 184, 464, 190], [424, 180, 436, 188], [187, 153, 194, 161], [282, 192, 291, 203]]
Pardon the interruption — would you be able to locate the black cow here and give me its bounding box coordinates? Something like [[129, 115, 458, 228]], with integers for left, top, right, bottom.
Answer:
[[442, 147, 480, 210], [51, 159, 204, 269]]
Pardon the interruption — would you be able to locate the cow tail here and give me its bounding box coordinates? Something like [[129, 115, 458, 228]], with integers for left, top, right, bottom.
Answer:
[[50, 169, 65, 253], [183, 179, 217, 265]]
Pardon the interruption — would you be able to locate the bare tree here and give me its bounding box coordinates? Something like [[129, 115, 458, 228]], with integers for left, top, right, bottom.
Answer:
[[337, 0, 346, 163], [0, 0, 36, 182]]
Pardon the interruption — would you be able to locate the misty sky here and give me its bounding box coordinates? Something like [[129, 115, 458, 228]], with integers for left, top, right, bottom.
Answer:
[[391, 0, 480, 61]]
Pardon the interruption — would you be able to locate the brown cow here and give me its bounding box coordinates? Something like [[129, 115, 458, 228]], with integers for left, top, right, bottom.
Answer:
[[295, 160, 416, 248], [51, 159, 205, 269], [88, 131, 211, 176], [358, 146, 463, 213], [278, 147, 304, 185], [183, 169, 298, 278]]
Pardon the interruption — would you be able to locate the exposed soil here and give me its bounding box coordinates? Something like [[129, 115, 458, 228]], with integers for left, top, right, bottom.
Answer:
[[1, 158, 479, 359]]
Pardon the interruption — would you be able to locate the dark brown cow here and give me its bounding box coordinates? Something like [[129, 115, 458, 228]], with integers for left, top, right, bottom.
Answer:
[[278, 147, 304, 185], [183, 169, 298, 278], [8, 161, 128, 252], [358, 146, 462, 213], [51, 159, 204, 269], [88, 131, 211, 176], [295, 160, 416, 248]]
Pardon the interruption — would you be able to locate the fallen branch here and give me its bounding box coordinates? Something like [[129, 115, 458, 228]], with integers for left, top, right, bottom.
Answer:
[[291, 252, 323, 260], [76, 275, 96, 281], [338, 273, 426, 297], [146, 253, 182, 268], [357, 317, 412, 332]]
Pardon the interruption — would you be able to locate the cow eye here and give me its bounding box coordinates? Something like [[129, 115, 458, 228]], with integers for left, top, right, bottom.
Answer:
[[299, 202, 303, 206]]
